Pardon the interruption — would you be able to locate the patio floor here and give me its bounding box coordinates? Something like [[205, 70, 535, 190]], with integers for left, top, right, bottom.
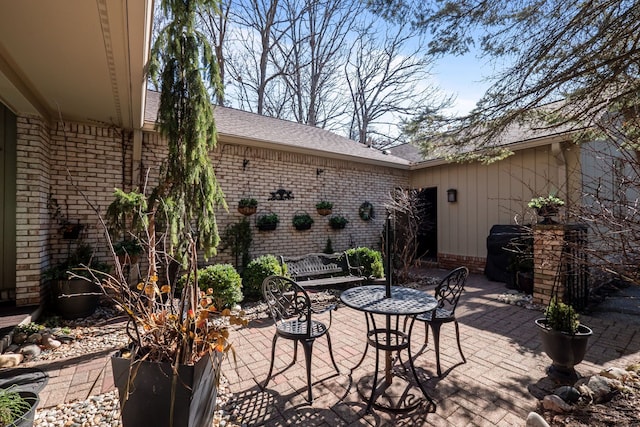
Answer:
[[7, 268, 640, 426], [223, 269, 640, 426]]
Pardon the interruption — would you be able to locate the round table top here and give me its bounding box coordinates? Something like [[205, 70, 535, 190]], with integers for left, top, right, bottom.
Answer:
[[340, 285, 437, 316]]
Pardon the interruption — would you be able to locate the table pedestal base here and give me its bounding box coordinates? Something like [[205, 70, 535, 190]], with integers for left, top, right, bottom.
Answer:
[[358, 374, 429, 413]]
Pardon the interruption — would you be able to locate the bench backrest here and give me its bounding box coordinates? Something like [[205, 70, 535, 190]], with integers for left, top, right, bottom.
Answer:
[[281, 252, 349, 280]]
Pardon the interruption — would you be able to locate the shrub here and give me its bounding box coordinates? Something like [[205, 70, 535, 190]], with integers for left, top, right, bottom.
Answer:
[[346, 247, 384, 278], [177, 264, 243, 309], [0, 386, 31, 426], [544, 297, 579, 334], [242, 255, 286, 301]]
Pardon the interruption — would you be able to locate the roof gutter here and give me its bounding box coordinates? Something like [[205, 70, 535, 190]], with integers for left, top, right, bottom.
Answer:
[[408, 131, 579, 170]]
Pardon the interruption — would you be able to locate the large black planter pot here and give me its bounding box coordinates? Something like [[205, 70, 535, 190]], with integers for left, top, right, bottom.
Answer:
[[8, 391, 38, 427], [53, 278, 102, 320], [111, 350, 221, 427], [535, 318, 593, 382]]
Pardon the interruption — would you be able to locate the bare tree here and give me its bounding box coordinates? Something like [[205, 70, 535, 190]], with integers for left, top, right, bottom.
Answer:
[[226, 0, 290, 115], [345, 23, 448, 145], [370, 1, 640, 157], [384, 188, 430, 283], [275, 0, 361, 128], [198, 0, 232, 105]]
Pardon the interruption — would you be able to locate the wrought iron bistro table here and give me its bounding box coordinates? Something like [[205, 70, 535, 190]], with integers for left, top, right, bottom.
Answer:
[[340, 285, 438, 413]]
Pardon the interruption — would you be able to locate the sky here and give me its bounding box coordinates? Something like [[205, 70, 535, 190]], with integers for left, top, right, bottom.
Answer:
[[430, 52, 495, 117]]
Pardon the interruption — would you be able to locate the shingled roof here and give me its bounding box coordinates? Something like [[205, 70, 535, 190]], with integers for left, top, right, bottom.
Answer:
[[145, 90, 410, 168]]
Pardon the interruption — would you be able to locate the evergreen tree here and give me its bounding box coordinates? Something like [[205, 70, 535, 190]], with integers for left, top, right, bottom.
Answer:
[[149, 0, 226, 259]]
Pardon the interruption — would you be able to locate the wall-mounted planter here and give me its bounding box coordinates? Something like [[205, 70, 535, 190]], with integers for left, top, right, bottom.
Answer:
[[62, 223, 84, 239], [292, 212, 314, 231], [256, 213, 279, 231], [329, 215, 348, 230], [238, 198, 258, 216], [315, 201, 333, 216]]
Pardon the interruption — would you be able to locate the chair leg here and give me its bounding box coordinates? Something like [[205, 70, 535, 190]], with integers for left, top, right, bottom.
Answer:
[[454, 320, 466, 363], [301, 338, 315, 403], [263, 334, 279, 390], [293, 340, 298, 363], [424, 321, 430, 346], [430, 323, 443, 376], [325, 332, 340, 374]]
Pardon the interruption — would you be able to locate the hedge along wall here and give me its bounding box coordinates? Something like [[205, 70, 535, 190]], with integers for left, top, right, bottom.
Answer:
[[21, 117, 406, 306]]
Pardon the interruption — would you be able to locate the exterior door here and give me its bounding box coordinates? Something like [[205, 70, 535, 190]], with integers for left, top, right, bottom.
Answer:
[[0, 103, 17, 302], [417, 187, 437, 260]]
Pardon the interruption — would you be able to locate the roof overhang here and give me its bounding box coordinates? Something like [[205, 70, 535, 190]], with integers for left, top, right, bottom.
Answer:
[[408, 131, 577, 170], [0, 0, 154, 129]]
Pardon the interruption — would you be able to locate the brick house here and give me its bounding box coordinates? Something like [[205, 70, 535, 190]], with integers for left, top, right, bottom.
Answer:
[[0, 2, 589, 308]]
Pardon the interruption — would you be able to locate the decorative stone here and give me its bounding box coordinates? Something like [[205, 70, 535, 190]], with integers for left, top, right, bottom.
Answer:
[[57, 334, 76, 344], [12, 331, 27, 345], [26, 332, 43, 344], [553, 385, 581, 403], [600, 366, 635, 381], [586, 375, 614, 403], [542, 394, 572, 412], [526, 412, 550, 427], [0, 353, 24, 368], [19, 343, 42, 359], [43, 336, 62, 349]]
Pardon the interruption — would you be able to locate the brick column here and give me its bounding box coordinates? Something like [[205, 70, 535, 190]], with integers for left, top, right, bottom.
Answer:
[[532, 224, 565, 306]]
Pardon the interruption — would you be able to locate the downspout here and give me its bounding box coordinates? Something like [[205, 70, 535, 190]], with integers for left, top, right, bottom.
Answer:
[[132, 129, 143, 188]]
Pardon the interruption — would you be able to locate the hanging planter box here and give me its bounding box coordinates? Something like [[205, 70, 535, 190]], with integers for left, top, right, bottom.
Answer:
[[256, 212, 279, 231], [328, 215, 348, 230], [238, 206, 257, 216], [238, 198, 258, 216], [62, 223, 84, 239], [111, 350, 222, 427], [292, 211, 314, 231], [315, 201, 333, 216]]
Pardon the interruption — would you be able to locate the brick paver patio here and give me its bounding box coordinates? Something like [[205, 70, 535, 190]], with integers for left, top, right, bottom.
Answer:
[[25, 269, 640, 426]]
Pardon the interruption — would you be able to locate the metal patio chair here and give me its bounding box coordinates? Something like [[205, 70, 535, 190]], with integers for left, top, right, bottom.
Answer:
[[414, 266, 469, 376], [261, 275, 340, 402]]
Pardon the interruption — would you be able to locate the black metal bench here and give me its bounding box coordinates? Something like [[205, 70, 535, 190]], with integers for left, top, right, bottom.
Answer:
[[279, 252, 366, 288]]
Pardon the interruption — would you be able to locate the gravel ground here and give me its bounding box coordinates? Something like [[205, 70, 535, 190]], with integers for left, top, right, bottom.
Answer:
[[20, 304, 246, 427]]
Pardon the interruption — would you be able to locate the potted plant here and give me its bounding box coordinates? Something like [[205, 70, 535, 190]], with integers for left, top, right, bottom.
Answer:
[[535, 297, 593, 381], [43, 244, 110, 320], [107, 3, 244, 425], [315, 201, 333, 216], [292, 212, 314, 230], [329, 214, 348, 230], [238, 198, 258, 216], [256, 213, 279, 231], [528, 194, 565, 224], [113, 238, 144, 265], [48, 195, 84, 240], [0, 386, 38, 427]]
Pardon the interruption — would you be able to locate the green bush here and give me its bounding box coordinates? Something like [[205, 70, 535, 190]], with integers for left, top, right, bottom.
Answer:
[[242, 255, 286, 301], [177, 264, 243, 309], [346, 247, 384, 278]]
